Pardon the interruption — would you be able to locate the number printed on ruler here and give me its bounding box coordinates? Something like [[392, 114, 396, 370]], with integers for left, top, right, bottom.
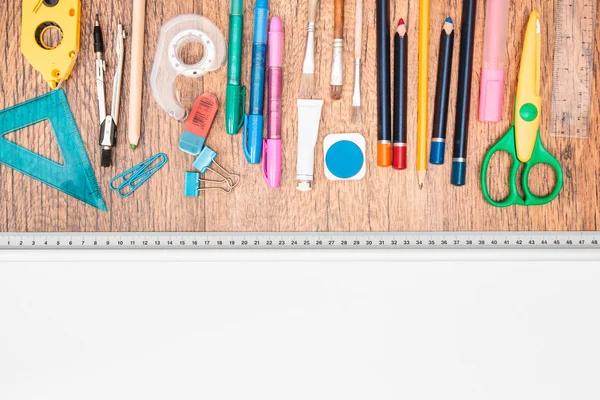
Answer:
[[550, 0, 597, 138]]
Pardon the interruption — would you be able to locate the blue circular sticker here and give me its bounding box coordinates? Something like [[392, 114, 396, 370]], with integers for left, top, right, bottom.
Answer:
[[325, 140, 364, 179]]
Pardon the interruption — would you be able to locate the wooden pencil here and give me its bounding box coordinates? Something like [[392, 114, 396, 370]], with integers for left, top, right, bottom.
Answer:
[[417, 0, 430, 189]]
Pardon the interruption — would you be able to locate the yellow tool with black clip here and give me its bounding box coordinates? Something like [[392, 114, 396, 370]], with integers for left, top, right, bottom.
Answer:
[[21, 0, 81, 89]]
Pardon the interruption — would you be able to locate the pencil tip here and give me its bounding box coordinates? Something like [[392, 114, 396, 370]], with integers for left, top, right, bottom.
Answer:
[[446, 17, 452, 24], [418, 171, 426, 189], [130, 144, 137, 150], [398, 18, 405, 26]]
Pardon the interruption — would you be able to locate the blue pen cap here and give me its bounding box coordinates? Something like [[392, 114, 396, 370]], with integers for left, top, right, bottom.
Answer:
[[243, 114, 264, 164], [451, 161, 467, 186], [429, 141, 446, 165]]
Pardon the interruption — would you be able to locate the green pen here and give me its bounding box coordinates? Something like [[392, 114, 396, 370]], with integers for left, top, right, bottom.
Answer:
[[225, 0, 246, 135]]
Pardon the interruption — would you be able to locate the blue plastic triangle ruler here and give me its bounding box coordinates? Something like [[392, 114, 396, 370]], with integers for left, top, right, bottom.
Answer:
[[0, 89, 107, 211]]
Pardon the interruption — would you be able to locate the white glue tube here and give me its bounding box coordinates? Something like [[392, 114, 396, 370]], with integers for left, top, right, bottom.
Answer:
[[296, 99, 324, 191]]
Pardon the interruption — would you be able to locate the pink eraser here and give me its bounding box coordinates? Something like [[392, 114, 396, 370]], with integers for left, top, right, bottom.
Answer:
[[479, 68, 505, 122]]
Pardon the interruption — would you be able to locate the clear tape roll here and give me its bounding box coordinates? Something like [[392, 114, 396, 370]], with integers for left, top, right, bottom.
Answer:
[[150, 14, 227, 121]]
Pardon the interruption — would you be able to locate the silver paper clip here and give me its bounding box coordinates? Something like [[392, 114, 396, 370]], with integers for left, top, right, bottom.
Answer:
[[110, 153, 168, 198]]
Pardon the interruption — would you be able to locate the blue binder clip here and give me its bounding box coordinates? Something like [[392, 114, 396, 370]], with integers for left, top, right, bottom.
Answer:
[[184, 147, 239, 196], [192, 146, 239, 188], [110, 153, 168, 198]]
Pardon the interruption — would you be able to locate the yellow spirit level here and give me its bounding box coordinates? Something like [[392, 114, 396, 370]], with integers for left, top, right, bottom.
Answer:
[[21, 0, 81, 89]]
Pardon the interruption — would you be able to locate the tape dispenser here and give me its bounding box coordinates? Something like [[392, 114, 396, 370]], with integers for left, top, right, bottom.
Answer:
[[21, 0, 81, 89], [150, 14, 227, 121]]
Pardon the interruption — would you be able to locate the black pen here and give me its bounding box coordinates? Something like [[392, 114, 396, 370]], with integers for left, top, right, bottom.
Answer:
[[451, 0, 477, 186], [430, 18, 454, 165]]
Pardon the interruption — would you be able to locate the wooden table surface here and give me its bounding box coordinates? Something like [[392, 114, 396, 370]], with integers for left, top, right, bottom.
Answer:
[[1, 0, 598, 233]]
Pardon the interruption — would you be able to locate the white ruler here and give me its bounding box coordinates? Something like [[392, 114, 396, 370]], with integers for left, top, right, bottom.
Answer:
[[0, 232, 598, 249]]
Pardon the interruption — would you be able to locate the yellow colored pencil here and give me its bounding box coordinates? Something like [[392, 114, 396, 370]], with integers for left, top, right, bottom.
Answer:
[[417, 0, 429, 189]]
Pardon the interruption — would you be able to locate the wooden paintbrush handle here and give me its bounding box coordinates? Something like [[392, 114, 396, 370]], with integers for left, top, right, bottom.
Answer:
[[334, 0, 344, 39], [308, 0, 319, 23], [354, 0, 362, 58]]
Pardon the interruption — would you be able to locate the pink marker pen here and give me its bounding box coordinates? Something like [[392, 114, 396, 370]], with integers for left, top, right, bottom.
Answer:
[[479, 0, 509, 122], [262, 16, 283, 188]]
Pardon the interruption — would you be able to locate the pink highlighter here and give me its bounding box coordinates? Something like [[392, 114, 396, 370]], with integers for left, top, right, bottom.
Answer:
[[479, 0, 509, 122], [262, 16, 283, 188]]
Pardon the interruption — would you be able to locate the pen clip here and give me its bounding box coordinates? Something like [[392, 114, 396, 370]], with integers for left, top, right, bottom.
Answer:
[[242, 113, 251, 160], [236, 86, 247, 133], [261, 139, 269, 181]]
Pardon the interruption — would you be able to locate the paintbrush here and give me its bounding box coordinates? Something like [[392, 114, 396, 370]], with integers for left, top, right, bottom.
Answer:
[[351, 0, 363, 123], [299, 0, 320, 97], [330, 0, 344, 100]]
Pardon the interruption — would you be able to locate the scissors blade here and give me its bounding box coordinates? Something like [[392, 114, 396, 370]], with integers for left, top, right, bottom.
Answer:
[[514, 11, 542, 163]]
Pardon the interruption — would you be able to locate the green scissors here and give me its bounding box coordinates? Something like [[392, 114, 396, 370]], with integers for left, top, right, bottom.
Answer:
[[481, 11, 563, 207]]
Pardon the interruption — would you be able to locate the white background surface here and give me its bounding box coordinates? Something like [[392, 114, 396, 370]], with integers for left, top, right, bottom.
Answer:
[[1, 256, 600, 400]]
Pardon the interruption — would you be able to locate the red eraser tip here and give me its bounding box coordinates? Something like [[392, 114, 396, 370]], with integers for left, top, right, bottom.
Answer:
[[393, 146, 407, 170], [398, 18, 405, 26]]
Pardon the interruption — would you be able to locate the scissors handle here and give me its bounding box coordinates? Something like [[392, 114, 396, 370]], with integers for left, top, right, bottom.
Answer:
[[481, 126, 563, 207], [481, 125, 525, 207], [521, 133, 563, 206]]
